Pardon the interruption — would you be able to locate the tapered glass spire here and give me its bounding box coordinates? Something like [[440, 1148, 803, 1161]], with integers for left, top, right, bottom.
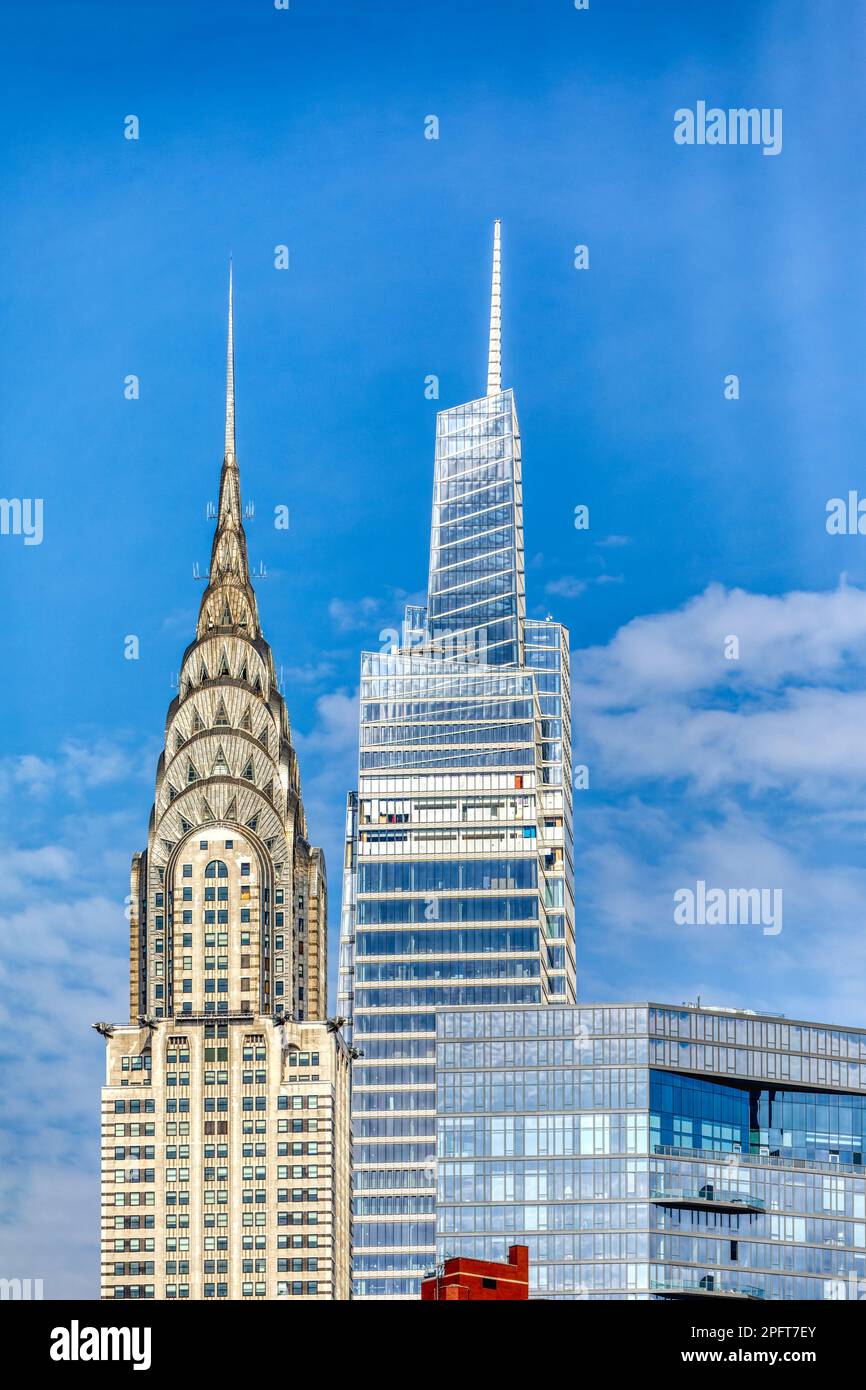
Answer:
[[426, 220, 525, 667], [339, 223, 575, 1298], [486, 218, 502, 396]]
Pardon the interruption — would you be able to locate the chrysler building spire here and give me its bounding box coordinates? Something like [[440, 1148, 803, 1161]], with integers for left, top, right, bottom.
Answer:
[[97, 272, 351, 1302], [198, 265, 258, 641], [486, 218, 502, 397], [225, 259, 236, 460]]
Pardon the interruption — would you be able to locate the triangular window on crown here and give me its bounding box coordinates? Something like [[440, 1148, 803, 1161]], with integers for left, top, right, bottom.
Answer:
[[187, 760, 200, 784], [199, 661, 209, 682], [246, 815, 259, 831], [239, 661, 249, 682], [182, 678, 191, 697], [174, 731, 185, 751], [214, 698, 230, 727], [168, 783, 179, 802], [253, 674, 262, 694], [200, 797, 215, 822], [179, 817, 192, 833], [221, 598, 233, 626], [162, 839, 175, 853], [258, 725, 269, 750], [225, 796, 237, 821], [212, 744, 230, 777], [192, 709, 205, 733], [240, 705, 253, 732], [241, 758, 255, 782], [218, 648, 231, 677]]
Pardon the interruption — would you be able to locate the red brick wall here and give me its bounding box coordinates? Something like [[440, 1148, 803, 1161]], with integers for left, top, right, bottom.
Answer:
[[421, 1245, 529, 1300]]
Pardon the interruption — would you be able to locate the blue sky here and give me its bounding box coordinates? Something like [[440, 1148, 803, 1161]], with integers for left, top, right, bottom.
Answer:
[[3, 0, 866, 1295]]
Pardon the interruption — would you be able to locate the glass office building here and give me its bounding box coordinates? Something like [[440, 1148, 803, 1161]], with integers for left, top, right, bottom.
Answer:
[[435, 1003, 866, 1300], [338, 223, 576, 1297]]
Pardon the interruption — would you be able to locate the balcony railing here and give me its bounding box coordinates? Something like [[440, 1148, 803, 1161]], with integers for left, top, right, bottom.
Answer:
[[653, 1143, 860, 1177], [650, 1187, 764, 1213], [173, 1009, 255, 1022], [651, 1278, 765, 1300]]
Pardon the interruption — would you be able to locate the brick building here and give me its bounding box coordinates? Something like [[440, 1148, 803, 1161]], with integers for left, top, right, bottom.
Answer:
[[421, 1245, 529, 1300]]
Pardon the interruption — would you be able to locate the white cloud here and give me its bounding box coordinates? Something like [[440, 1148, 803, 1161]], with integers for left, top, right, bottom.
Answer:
[[0, 887, 127, 1298], [0, 737, 139, 1298], [0, 738, 153, 805], [571, 582, 866, 1027], [296, 689, 359, 759], [545, 576, 587, 598], [574, 796, 866, 1027], [0, 1165, 99, 1299], [277, 659, 337, 686], [546, 573, 625, 599], [580, 688, 866, 799], [0, 845, 76, 898], [573, 582, 866, 799], [575, 580, 866, 709], [328, 595, 385, 632], [327, 587, 424, 636]]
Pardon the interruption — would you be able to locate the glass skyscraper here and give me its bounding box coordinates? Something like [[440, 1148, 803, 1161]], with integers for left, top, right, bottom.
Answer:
[[436, 1003, 866, 1300], [338, 222, 576, 1298]]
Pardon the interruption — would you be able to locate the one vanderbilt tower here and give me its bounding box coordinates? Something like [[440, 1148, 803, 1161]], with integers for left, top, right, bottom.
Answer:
[[96, 271, 352, 1302], [338, 223, 576, 1298]]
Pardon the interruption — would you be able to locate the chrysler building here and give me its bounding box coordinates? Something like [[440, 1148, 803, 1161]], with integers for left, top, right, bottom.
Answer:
[[97, 271, 352, 1300]]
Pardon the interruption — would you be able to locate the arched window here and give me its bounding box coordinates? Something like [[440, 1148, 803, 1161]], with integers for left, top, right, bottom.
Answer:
[[205, 859, 229, 879]]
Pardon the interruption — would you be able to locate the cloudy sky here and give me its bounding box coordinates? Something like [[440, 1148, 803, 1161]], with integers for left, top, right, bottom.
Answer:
[[3, 0, 866, 1297]]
